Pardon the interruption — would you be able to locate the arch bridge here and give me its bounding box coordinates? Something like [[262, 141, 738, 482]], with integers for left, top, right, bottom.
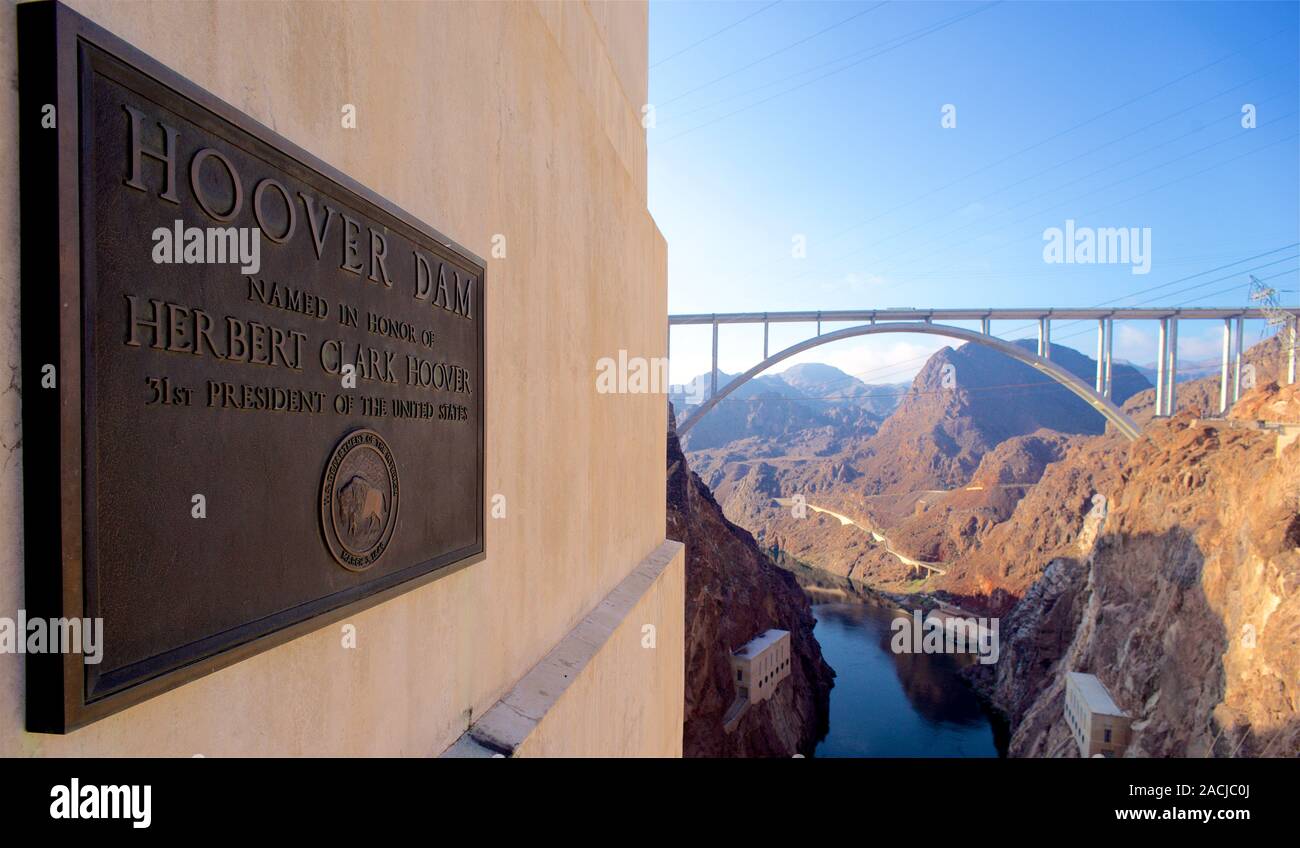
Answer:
[[668, 307, 1300, 442]]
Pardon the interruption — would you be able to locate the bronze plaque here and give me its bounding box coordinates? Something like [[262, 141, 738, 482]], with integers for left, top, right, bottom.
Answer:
[[19, 2, 486, 731]]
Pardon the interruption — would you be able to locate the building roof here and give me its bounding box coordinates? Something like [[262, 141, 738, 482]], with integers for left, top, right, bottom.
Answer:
[[733, 629, 789, 659], [1066, 672, 1128, 717]]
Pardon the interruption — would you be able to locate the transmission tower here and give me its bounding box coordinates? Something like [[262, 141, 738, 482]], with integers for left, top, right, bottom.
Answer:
[[1249, 274, 1298, 384], [1249, 275, 1290, 330]]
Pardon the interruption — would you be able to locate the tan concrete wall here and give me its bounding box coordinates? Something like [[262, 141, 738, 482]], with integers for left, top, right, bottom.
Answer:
[[0, 0, 674, 756], [513, 541, 683, 757], [536, 1, 648, 201]]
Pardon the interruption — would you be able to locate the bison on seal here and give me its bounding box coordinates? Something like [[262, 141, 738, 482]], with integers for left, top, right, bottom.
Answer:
[[338, 475, 386, 542]]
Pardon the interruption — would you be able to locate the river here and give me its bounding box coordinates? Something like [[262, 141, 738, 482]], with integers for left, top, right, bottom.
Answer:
[[812, 601, 1008, 757], [781, 561, 1007, 757]]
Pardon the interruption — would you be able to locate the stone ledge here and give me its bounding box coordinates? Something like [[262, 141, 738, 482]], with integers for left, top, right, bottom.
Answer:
[[441, 539, 683, 757]]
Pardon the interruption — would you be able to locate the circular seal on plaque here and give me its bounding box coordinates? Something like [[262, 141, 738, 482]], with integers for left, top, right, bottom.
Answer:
[[320, 429, 399, 571]]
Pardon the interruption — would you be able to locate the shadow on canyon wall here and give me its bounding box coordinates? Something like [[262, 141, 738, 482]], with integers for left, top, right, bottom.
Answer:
[[967, 525, 1300, 757]]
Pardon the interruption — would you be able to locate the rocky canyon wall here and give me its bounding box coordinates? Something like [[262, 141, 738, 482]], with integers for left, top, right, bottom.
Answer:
[[667, 407, 834, 757], [971, 381, 1300, 757]]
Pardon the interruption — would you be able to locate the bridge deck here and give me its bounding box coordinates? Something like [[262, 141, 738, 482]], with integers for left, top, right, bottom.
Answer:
[[669, 307, 1295, 325], [669, 307, 1298, 437]]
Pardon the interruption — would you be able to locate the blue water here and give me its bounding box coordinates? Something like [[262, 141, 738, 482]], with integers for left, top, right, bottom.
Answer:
[[813, 602, 1006, 758]]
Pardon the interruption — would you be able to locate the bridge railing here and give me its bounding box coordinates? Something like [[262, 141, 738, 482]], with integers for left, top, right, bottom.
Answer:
[[668, 307, 1299, 430]]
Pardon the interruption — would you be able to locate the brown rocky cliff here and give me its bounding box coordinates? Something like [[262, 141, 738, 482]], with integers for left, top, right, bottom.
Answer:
[[971, 380, 1300, 757], [667, 406, 834, 757], [854, 341, 1146, 497], [931, 432, 1126, 615], [888, 430, 1076, 565], [1124, 333, 1288, 426], [683, 340, 1150, 589]]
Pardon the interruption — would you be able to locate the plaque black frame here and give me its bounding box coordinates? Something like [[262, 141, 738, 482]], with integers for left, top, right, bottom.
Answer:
[[18, 0, 487, 733]]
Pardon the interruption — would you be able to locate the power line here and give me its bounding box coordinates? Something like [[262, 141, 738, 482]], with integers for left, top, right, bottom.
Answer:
[[786, 103, 1297, 292], [1176, 268, 1298, 309], [882, 258, 1300, 380], [807, 251, 1296, 386], [681, 247, 1300, 397], [992, 268, 1299, 368], [990, 249, 1300, 341], [692, 268, 1296, 407], [661, 2, 981, 126], [651, 1, 783, 70], [1025, 267, 1298, 362], [860, 111, 1299, 281], [673, 248, 1300, 399], [859, 126, 1300, 293], [825, 25, 1291, 242], [720, 48, 1292, 285], [655, 2, 998, 144], [828, 86, 1292, 270], [659, 2, 888, 107], [807, 245, 1298, 280]]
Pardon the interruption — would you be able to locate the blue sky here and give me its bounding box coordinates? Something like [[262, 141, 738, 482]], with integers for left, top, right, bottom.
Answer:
[[649, 0, 1300, 386]]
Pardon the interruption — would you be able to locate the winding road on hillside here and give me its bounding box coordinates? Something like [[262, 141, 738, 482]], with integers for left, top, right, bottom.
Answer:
[[773, 498, 947, 575]]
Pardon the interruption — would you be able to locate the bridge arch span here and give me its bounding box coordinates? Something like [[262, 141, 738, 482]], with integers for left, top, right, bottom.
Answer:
[[676, 321, 1141, 441]]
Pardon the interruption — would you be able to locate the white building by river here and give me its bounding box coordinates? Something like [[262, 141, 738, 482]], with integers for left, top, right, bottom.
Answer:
[[1065, 672, 1132, 757], [732, 630, 792, 704]]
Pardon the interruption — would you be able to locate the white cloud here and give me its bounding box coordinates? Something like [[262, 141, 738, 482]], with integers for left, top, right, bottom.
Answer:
[[1113, 321, 1229, 367], [671, 324, 973, 387], [778, 336, 952, 385], [819, 271, 890, 293], [1113, 322, 1154, 365], [1176, 332, 1227, 363]]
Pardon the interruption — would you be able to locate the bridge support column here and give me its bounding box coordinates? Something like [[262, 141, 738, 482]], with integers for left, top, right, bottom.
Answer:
[[1156, 318, 1167, 416], [1233, 316, 1244, 402], [1103, 317, 1114, 399], [1288, 318, 1297, 386], [711, 318, 718, 399], [981, 316, 990, 335], [1219, 318, 1232, 414], [1038, 317, 1051, 359], [1165, 317, 1179, 416], [1095, 319, 1105, 393], [763, 315, 769, 359], [673, 320, 1143, 441]]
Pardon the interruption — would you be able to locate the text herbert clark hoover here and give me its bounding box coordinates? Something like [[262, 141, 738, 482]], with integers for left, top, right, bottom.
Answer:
[[118, 103, 477, 414]]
